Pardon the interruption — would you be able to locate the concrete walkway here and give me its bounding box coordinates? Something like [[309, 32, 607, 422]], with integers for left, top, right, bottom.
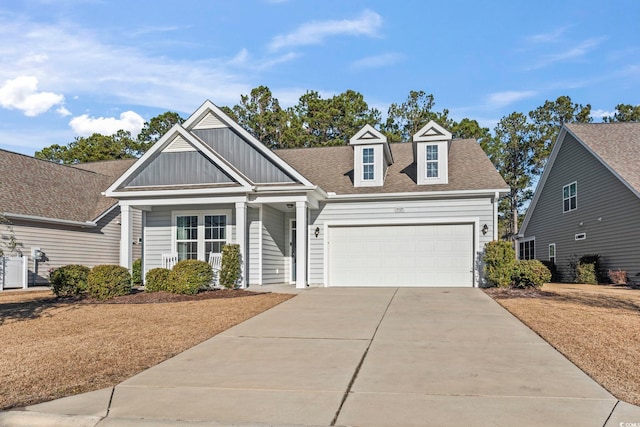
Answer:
[[3, 287, 640, 426]]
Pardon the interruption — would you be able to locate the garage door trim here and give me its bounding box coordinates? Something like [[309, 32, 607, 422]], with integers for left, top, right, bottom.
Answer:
[[323, 217, 480, 287]]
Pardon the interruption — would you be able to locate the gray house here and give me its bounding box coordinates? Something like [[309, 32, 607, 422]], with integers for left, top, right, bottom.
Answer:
[[107, 100, 509, 288], [0, 150, 141, 287], [519, 122, 640, 281]]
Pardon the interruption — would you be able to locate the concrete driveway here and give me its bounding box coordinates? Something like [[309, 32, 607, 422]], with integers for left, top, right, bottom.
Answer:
[[4, 287, 640, 426]]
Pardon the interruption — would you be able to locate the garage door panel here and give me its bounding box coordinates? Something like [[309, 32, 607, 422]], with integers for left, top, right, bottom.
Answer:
[[328, 224, 473, 287]]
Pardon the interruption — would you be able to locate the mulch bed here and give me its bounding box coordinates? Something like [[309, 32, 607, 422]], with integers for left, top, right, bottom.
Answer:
[[65, 288, 266, 304], [482, 286, 557, 299]]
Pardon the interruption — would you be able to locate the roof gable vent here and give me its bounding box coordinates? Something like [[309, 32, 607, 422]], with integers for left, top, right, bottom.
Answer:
[[162, 135, 196, 153], [193, 111, 227, 130]]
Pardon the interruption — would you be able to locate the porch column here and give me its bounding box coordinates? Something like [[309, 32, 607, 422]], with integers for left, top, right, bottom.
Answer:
[[235, 201, 247, 288], [119, 204, 133, 270], [295, 201, 307, 288]]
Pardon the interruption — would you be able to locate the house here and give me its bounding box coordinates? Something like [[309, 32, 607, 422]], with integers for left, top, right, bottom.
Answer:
[[106, 100, 509, 288], [0, 150, 141, 288], [518, 122, 640, 281]]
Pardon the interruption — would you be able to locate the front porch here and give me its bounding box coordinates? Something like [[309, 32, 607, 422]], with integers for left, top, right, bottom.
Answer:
[[118, 195, 317, 289]]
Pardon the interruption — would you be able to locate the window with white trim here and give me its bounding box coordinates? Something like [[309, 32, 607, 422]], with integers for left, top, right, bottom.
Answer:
[[176, 215, 198, 260], [205, 214, 226, 254], [426, 144, 439, 178], [519, 239, 535, 260], [563, 182, 577, 212], [362, 147, 374, 180], [549, 243, 556, 264]]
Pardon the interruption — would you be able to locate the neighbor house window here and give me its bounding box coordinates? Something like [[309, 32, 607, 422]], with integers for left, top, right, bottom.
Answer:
[[176, 215, 198, 260], [363, 147, 374, 180], [563, 182, 577, 212], [519, 239, 535, 260], [549, 243, 556, 264], [205, 214, 226, 254], [426, 145, 439, 178]]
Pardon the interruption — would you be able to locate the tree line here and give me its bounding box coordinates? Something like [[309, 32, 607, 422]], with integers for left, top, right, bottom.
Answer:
[[34, 87, 639, 239]]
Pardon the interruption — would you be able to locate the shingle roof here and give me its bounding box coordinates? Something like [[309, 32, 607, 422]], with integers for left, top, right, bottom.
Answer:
[[566, 122, 640, 194], [275, 139, 508, 195], [0, 150, 136, 223]]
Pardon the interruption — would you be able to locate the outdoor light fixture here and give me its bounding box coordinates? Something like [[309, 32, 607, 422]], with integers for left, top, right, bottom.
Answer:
[[286, 203, 294, 209], [482, 224, 489, 235], [314, 227, 320, 238]]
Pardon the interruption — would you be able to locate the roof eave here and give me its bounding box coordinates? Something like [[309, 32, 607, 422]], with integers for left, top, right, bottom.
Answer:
[[3, 212, 97, 228]]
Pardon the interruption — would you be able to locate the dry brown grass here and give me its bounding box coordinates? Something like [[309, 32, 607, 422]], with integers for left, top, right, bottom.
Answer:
[[485, 283, 640, 405], [0, 289, 293, 410]]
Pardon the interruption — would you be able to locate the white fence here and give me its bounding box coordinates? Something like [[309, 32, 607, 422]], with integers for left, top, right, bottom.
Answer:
[[0, 255, 28, 290]]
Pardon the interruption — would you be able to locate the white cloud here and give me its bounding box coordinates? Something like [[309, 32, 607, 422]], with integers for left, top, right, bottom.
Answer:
[[351, 52, 403, 70], [56, 106, 72, 117], [269, 9, 382, 51], [69, 111, 145, 136], [527, 27, 569, 44], [487, 90, 537, 108], [528, 37, 606, 70], [0, 76, 65, 116], [591, 109, 615, 119]]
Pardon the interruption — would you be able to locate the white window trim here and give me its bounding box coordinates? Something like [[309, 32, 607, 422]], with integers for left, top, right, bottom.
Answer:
[[425, 144, 439, 178], [563, 181, 577, 213], [548, 243, 556, 264], [172, 209, 232, 261], [362, 147, 375, 181], [575, 232, 586, 241], [416, 141, 448, 185]]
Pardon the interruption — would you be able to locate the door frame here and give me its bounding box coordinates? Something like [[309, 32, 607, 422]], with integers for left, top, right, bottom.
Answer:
[[288, 218, 297, 284]]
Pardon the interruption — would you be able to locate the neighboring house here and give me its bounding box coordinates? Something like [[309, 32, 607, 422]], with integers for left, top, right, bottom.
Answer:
[[0, 150, 141, 287], [519, 122, 640, 281], [107, 100, 509, 288]]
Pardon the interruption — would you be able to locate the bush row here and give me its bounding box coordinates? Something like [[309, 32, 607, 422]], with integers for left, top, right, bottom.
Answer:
[[483, 241, 551, 288], [51, 264, 131, 300]]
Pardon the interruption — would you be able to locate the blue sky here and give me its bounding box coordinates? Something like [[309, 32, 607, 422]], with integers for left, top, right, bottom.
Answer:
[[0, 0, 638, 156]]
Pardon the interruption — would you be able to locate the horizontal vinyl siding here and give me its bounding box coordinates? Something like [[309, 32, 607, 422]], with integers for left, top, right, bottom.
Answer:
[[7, 207, 123, 285], [261, 205, 285, 284], [247, 207, 260, 285], [308, 197, 494, 285], [524, 134, 640, 280]]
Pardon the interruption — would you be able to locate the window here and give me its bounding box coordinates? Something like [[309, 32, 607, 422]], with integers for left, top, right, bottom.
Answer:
[[563, 182, 577, 212], [519, 239, 535, 260], [575, 233, 586, 241], [176, 215, 198, 260], [363, 147, 374, 180], [205, 214, 226, 254], [426, 145, 439, 178], [549, 243, 556, 264]]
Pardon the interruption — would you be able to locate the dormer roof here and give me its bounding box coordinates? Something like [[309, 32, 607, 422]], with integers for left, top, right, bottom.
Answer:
[[349, 124, 393, 165], [413, 120, 452, 142]]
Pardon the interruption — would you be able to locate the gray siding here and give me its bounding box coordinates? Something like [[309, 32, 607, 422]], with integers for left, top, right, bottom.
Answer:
[[247, 207, 260, 285], [192, 128, 296, 184], [523, 133, 640, 280], [261, 205, 286, 284], [6, 207, 125, 285], [308, 197, 495, 285], [126, 151, 235, 187]]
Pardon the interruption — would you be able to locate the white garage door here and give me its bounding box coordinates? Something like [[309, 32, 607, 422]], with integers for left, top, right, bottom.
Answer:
[[328, 223, 474, 287]]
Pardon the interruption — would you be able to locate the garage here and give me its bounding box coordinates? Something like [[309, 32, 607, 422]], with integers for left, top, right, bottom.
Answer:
[[327, 223, 474, 287]]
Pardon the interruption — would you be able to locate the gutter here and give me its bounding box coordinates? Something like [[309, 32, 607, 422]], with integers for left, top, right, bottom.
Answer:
[[2, 212, 97, 228], [325, 188, 511, 201]]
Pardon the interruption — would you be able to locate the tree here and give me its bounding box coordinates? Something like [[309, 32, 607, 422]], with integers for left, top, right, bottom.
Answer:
[[383, 90, 452, 142], [36, 131, 138, 164], [528, 96, 591, 166], [137, 111, 184, 154], [603, 104, 640, 122], [449, 118, 491, 144], [230, 86, 288, 149], [481, 112, 538, 238]]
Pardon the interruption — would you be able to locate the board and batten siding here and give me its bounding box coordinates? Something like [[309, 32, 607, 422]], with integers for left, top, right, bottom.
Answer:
[[523, 133, 640, 279], [247, 207, 260, 285], [307, 197, 495, 285], [143, 204, 237, 277], [261, 205, 286, 284], [6, 207, 136, 285]]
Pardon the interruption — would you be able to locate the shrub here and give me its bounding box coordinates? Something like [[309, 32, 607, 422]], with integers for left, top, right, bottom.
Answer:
[[132, 258, 142, 286], [220, 244, 242, 289], [50, 264, 90, 297], [145, 267, 171, 292], [608, 269, 628, 285], [579, 254, 604, 283], [540, 260, 559, 282], [167, 260, 213, 295], [86, 265, 132, 300], [512, 260, 551, 288], [576, 262, 598, 285], [483, 240, 516, 288]]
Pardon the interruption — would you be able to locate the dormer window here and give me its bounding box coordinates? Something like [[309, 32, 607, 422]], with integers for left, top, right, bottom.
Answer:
[[363, 148, 375, 180], [426, 145, 439, 178]]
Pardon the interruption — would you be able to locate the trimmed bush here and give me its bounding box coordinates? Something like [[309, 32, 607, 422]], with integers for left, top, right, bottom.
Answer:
[[132, 258, 142, 286], [167, 260, 213, 295], [50, 264, 90, 297], [579, 254, 604, 283], [220, 244, 241, 289], [540, 260, 559, 282], [86, 265, 132, 300], [512, 260, 551, 288], [483, 240, 516, 288], [608, 269, 628, 285], [145, 268, 171, 292], [576, 262, 598, 285]]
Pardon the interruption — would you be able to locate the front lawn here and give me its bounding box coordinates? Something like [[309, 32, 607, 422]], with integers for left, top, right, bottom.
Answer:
[[485, 283, 640, 406], [0, 289, 293, 410]]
